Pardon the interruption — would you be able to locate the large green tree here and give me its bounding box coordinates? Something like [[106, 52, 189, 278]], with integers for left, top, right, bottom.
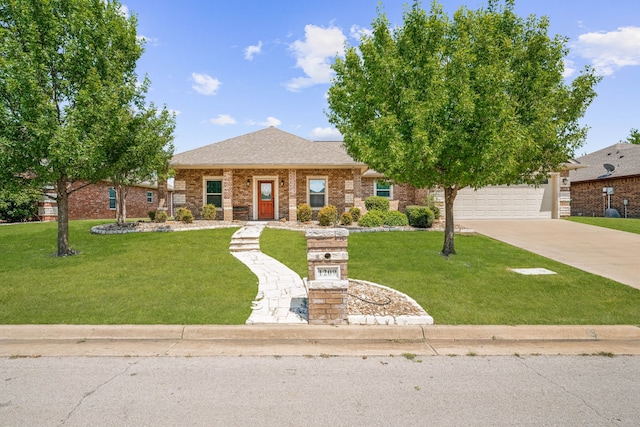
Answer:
[[327, 0, 600, 255], [624, 128, 640, 145], [0, 0, 169, 255]]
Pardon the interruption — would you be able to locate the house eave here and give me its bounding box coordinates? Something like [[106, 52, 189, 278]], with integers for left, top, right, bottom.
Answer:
[[170, 163, 368, 171]]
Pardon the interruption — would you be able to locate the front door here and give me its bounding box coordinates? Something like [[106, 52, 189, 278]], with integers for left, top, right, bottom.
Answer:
[[258, 181, 275, 219]]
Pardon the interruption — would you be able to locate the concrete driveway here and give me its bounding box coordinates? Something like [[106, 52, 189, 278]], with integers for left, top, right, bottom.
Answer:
[[458, 219, 640, 290]]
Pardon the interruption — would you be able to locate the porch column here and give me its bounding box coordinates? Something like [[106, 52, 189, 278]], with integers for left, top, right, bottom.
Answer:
[[223, 169, 233, 221], [288, 169, 297, 221]]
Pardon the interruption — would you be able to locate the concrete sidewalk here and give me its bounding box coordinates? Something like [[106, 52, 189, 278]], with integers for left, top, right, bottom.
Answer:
[[2, 324, 639, 357], [459, 219, 640, 290]]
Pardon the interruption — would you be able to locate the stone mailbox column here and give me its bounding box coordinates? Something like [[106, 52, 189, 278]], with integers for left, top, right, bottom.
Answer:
[[305, 228, 349, 325]]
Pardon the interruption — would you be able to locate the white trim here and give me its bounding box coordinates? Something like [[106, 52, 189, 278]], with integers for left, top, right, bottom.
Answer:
[[203, 176, 224, 208], [307, 176, 329, 209], [252, 175, 279, 220]]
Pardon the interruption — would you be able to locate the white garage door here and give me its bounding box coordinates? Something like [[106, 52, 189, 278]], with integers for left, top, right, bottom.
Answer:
[[454, 184, 553, 219]]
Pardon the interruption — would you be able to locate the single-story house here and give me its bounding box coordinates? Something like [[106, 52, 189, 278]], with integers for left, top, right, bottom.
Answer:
[[168, 126, 572, 221], [569, 143, 640, 218], [39, 181, 169, 221]]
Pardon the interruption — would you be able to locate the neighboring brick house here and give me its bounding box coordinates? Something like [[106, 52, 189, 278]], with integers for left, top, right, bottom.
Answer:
[[168, 127, 570, 221], [570, 143, 640, 218], [39, 181, 164, 221]]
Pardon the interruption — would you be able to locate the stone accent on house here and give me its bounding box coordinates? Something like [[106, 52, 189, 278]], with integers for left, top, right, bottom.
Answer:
[[288, 169, 297, 222], [305, 228, 349, 325], [559, 169, 571, 218], [570, 176, 640, 218]]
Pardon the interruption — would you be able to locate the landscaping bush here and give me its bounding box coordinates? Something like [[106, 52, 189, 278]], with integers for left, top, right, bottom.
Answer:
[[201, 204, 216, 220], [0, 187, 40, 222], [175, 207, 190, 222], [365, 196, 390, 212], [296, 203, 312, 222], [181, 209, 194, 223], [349, 206, 361, 222], [318, 205, 338, 226], [148, 210, 156, 221], [406, 205, 434, 228], [358, 210, 384, 227], [154, 210, 168, 223], [383, 210, 409, 226], [340, 211, 353, 226], [425, 195, 441, 219]]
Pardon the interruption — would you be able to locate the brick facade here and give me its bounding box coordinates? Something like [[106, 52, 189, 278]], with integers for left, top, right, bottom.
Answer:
[[570, 175, 640, 218], [67, 182, 159, 220]]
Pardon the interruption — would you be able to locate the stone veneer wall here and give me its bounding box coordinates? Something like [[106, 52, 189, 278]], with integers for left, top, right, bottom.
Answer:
[[571, 175, 640, 218]]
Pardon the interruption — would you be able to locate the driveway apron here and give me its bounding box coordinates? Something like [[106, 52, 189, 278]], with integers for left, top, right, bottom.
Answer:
[[459, 219, 640, 291]]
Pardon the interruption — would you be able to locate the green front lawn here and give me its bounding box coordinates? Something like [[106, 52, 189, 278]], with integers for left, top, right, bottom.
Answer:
[[2, 222, 640, 325], [261, 229, 640, 325], [0, 221, 255, 324], [566, 216, 640, 234]]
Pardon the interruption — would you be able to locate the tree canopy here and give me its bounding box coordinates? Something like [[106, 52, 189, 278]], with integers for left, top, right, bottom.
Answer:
[[624, 128, 640, 145], [327, 0, 600, 255], [0, 0, 174, 255]]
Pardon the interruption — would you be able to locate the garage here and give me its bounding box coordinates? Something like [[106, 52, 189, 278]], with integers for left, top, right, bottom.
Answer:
[[453, 184, 554, 219]]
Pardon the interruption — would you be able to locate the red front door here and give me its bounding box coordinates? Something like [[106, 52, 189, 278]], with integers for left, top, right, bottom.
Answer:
[[258, 181, 275, 219]]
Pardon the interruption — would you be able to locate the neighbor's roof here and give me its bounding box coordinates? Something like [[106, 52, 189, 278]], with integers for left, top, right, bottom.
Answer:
[[170, 127, 366, 169], [570, 143, 640, 182]]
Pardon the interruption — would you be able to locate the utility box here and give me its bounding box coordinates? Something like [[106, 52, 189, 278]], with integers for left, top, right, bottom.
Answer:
[[305, 228, 349, 325]]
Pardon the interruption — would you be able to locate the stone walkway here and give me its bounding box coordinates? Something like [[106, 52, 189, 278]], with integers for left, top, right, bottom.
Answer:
[[230, 223, 308, 324]]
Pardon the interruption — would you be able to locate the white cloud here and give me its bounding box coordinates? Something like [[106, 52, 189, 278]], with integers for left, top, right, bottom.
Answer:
[[350, 25, 372, 40], [209, 114, 236, 126], [137, 34, 159, 46], [244, 41, 263, 60], [573, 26, 640, 75], [309, 127, 342, 141], [260, 116, 281, 127], [119, 4, 129, 17], [563, 59, 577, 78], [191, 73, 221, 95], [168, 109, 181, 116], [285, 25, 346, 92]]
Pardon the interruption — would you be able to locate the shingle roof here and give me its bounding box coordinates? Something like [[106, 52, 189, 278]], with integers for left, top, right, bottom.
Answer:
[[570, 143, 640, 182], [171, 127, 366, 169]]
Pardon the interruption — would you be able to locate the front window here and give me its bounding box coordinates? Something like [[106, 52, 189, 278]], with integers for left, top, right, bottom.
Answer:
[[147, 191, 153, 203], [205, 179, 222, 208], [375, 180, 393, 198], [308, 178, 327, 208], [109, 187, 116, 210]]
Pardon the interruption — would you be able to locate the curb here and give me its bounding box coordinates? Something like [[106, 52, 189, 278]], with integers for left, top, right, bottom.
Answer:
[[2, 325, 639, 357]]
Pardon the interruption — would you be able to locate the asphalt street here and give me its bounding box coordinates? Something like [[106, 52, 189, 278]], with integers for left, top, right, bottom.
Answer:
[[2, 355, 639, 426]]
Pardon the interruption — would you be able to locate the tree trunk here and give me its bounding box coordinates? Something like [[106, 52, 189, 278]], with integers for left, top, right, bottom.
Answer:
[[115, 184, 128, 226], [442, 185, 458, 256], [56, 177, 74, 256]]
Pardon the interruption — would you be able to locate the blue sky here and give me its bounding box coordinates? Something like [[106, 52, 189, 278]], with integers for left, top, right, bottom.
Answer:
[[122, 0, 640, 157]]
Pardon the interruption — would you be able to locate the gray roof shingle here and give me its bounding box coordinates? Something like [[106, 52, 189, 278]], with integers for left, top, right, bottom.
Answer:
[[571, 143, 640, 182], [171, 127, 366, 169]]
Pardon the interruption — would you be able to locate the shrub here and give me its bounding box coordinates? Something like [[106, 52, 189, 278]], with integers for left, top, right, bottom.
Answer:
[[349, 206, 361, 222], [406, 206, 434, 228], [358, 210, 384, 227], [0, 187, 40, 222], [201, 204, 217, 220], [425, 195, 441, 219], [154, 210, 168, 223], [318, 205, 338, 226], [365, 196, 390, 212], [296, 203, 312, 222], [175, 207, 190, 222], [148, 210, 156, 221], [181, 209, 194, 223], [340, 211, 353, 226], [384, 210, 409, 226]]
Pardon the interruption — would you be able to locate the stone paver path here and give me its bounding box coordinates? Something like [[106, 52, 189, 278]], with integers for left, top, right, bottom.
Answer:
[[230, 223, 308, 324]]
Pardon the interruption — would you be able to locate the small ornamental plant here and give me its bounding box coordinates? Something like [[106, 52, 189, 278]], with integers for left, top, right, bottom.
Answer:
[[175, 207, 190, 222], [349, 206, 361, 222], [383, 210, 409, 226], [181, 209, 194, 223], [406, 206, 434, 228], [296, 203, 312, 222], [358, 210, 385, 227], [148, 210, 156, 221], [318, 205, 338, 226], [340, 211, 353, 226], [365, 196, 390, 212], [154, 210, 168, 223], [201, 204, 216, 220]]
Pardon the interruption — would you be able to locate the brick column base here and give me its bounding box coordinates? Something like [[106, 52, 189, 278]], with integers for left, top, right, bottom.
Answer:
[[306, 282, 349, 325]]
